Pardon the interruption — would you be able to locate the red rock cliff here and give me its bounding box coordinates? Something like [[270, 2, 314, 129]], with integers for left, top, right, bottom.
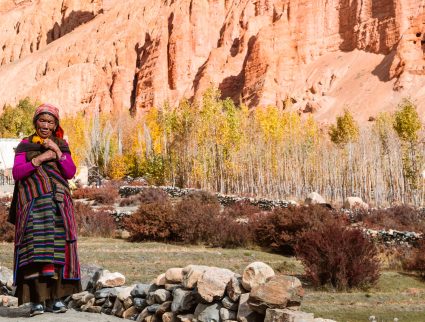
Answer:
[[0, 0, 423, 120]]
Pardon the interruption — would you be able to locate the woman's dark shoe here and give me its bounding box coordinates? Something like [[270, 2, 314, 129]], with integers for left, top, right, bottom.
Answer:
[[29, 303, 44, 317], [45, 299, 67, 313]]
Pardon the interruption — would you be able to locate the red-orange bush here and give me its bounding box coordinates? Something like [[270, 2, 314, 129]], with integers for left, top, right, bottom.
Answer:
[[73, 184, 119, 205], [74, 202, 117, 237], [222, 201, 261, 220], [252, 205, 337, 254], [295, 218, 380, 289], [206, 216, 254, 248], [119, 188, 169, 206], [0, 203, 14, 242], [122, 192, 174, 242], [170, 191, 221, 244], [352, 206, 425, 233], [402, 239, 425, 279]]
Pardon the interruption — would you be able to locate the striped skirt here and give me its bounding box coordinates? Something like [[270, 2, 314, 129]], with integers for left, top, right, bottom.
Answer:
[[15, 193, 82, 304], [17, 194, 66, 269]]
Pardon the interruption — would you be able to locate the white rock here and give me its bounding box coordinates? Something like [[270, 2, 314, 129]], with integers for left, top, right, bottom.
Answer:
[[197, 267, 235, 302], [241, 262, 275, 291], [155, 273, 167, 286], [305, 192, 326, 205], [343, 196, 369, 210], [182, 265, 209, 288], [165, 268, 183, 283], [96, 270, 126, 289]]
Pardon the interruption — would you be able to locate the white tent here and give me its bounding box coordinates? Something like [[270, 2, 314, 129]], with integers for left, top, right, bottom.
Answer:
[[0, 138, 20, 170]]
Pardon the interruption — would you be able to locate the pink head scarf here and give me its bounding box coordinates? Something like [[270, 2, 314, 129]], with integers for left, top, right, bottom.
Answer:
[[33, 103, 64, 138]]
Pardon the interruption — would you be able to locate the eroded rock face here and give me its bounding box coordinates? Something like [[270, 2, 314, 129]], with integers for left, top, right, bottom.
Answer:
[[0, 0, 423, 118]]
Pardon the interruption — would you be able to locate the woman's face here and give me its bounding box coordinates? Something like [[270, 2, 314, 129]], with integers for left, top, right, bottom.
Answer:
[[35, 113, 57, 139]]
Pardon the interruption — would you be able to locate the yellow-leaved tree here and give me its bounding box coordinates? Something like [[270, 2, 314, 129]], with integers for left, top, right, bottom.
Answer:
[[393, 98, 423, 198]]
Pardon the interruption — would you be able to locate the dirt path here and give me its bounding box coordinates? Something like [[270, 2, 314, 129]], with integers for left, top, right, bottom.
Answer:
[[0, 307, 124, 321]]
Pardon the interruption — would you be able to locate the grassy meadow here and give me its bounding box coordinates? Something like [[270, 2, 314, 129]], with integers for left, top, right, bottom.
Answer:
[[1, 237, 425, 322]]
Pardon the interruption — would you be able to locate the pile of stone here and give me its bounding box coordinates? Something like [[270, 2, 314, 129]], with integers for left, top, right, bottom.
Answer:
[[66, 261, 334, 322], [364, 228, 422, 246], [119, 186, 295, 210]]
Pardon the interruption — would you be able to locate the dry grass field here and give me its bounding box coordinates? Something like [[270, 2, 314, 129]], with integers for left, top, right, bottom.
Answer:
[[1, 238, 425, 322]]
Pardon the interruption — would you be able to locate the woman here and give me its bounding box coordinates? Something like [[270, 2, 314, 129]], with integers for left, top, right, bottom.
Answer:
[[10, 103, 81, 316]]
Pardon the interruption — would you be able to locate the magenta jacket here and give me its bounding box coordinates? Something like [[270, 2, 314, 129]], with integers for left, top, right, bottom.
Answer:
[[12, 139, 76, 181]]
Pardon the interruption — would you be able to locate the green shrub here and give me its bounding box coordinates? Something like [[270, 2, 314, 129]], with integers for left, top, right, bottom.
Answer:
[[0, 97, 37, 138]]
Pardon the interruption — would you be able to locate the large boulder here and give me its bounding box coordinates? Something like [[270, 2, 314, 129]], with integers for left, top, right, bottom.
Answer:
[[118, 286, 135, 301], [226, 275, 246, 301], [134, 297, 148, 310], [241, 262, 275, 291], [165, 268, 183, 284], [197, 267, 235, 302], [123, 306, 139, 319], [131, 284, 157, 298], [155, 273, 167, 286], [96, 270, 126, 289], [305, 192, 326, 205], [248, 276, 304, 314], [182, 265, 209, 289], [154, 289, 172, 303], [221, 296, 238, 311], [156, 301, 172, 317], [80, 264, 104, 292], [343, 197, 369, 210], [264, 308, 314, 322], [112, 297, 125, 317], [194, 303, 222, 322], [171, 288, 198, 313], [237, 293, 263, 322], [95, 286, 126, 299]]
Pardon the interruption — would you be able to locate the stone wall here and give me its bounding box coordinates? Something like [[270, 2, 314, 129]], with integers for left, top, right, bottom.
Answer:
[[119, 185, 295, 210], [0, 262, 336, 322]]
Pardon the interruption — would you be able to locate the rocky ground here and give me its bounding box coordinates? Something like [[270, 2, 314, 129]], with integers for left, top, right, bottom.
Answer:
[[0, 307, 125, 321]]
